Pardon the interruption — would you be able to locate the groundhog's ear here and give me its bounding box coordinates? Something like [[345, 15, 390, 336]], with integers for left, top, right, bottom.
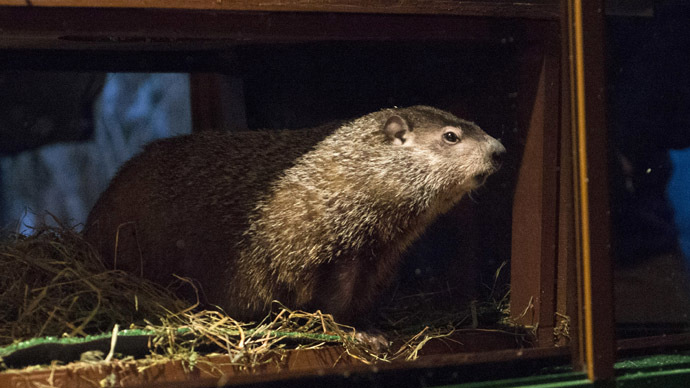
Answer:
[[383, 115, 412, 145]]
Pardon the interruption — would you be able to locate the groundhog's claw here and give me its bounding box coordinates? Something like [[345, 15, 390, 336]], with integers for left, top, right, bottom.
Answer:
[[355, 330, 390, 353]]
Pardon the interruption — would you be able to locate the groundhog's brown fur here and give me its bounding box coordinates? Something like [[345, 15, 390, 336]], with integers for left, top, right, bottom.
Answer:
[[84, 106, 505, 323]]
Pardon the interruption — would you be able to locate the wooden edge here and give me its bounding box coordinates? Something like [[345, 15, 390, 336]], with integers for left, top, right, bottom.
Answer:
[[558, 0, 581, 366], [536, 25, 562, 346], [0, 7, 554, 52], [0, 0, 559, 20], [617, 333, 690, 355], [0, 344, 571, 388], [567, 0, 616, 381], [8, 332, 690, 388]]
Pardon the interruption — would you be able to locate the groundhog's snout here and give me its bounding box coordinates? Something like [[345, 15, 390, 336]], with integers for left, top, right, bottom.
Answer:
[[473, 139, 505, 186], [490, 140, 506, 170]]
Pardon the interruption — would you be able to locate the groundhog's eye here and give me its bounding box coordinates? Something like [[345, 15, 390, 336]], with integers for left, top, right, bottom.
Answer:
[[443, 131, 460, 144]]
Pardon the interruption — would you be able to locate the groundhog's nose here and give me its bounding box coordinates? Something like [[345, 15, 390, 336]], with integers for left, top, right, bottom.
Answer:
[[491, 141, 506, 169]]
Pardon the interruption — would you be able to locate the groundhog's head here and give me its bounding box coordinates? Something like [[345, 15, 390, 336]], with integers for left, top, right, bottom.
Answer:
[[382, 106, 505, 193]]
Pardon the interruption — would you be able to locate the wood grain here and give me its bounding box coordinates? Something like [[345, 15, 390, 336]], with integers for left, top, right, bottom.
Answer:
[[0, 340, 568, 388], [0, 6, 553, 52], [509, 22, 561, 347], [0, 0, 559, 19]]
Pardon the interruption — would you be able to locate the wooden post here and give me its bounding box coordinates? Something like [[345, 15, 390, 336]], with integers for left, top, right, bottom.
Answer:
[[510, 22, 561, 347], [567, 0, 616, 380]]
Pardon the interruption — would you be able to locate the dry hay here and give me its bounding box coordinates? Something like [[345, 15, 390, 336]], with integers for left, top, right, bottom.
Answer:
[[0, 220, 190, 346], [140, 306, 393, 367], [0, 218, 513, 372]]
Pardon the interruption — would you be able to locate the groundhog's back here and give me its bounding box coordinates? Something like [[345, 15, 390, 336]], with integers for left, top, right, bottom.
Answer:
[[84, 128, 330, 304]]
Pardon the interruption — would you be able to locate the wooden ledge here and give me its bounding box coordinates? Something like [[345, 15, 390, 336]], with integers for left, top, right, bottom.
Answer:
[[0, 342, 569, 388], [0, 1, 559, 19], [0, 6, 557, 52]]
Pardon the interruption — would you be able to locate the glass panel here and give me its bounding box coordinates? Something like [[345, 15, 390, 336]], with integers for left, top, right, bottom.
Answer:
[[606, 1, 690, 337]]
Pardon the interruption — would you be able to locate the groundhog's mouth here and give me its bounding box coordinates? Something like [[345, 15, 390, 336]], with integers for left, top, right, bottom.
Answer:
[[475, 161, 501, 186], [475, 172, 491, 186]]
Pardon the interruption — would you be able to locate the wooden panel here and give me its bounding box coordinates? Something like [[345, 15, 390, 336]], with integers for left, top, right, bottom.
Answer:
[[190, 73, 248, 132], [190, 73, 225, 132], [0, 344, 571, 388], [0, 347, 361, 388], [0, 7, 548, 51], [509, 24, 561, 347], [0, 0, 559, 19]]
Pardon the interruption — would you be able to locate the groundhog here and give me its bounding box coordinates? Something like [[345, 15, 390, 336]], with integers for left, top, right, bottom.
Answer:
[[84, 105, 505, 325]]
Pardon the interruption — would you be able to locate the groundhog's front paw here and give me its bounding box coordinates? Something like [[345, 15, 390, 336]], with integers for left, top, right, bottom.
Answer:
[[354, 330, 390, 353]]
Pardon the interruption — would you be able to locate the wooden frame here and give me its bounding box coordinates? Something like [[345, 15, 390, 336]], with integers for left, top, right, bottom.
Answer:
[[0, 0, 559, 19], [0, 0, 625, 385], [509, 23, 562, 346], [565, 0, 616, 380]]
